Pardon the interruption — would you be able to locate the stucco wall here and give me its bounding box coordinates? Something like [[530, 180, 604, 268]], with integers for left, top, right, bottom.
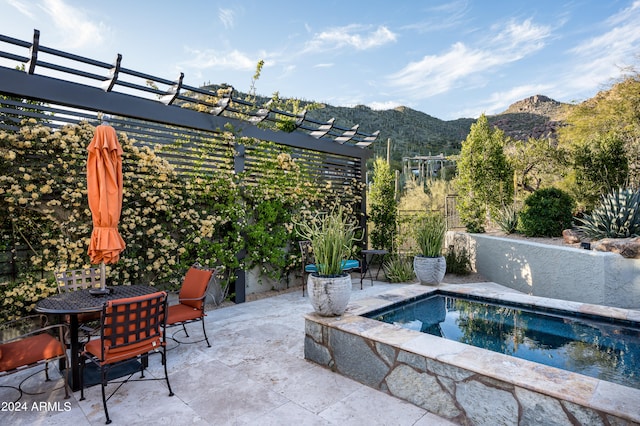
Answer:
[[448, 232, 640, 309]]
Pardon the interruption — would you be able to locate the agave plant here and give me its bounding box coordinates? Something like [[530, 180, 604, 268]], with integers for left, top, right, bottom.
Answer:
[[383, 253, 415, 283], [492, 204, 519, 234], [576, 188, 640, 239]]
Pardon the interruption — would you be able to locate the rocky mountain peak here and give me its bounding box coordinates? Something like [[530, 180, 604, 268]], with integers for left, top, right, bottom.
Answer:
[[502, 94, 564, 119], [488, 94, 569, 142]]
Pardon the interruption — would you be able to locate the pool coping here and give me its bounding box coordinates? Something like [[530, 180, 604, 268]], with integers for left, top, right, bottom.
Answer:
[[304, 283, 640, 424]]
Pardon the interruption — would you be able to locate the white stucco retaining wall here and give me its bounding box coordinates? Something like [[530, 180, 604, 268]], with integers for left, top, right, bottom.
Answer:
[[449, 232, 640, 309]]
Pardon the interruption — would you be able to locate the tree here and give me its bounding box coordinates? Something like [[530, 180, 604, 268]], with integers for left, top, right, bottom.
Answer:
[[505, 137, 566, 195], [368, 157, 397, 251], [455, 114, 513, 232], [572, 132, 628, 210], [558, 70, 640, 209]]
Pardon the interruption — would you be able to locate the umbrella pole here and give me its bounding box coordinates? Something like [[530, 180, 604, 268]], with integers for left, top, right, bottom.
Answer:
[[100, 262, 106, 290], [89, 261, 110, 295]]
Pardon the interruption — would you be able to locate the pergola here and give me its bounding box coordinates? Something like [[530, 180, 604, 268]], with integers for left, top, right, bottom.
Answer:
[[0, 29, 380, 301]]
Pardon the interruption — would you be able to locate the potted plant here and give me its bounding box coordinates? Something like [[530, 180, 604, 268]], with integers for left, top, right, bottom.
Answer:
[[296, 206, 360, 316], [413, 212, 447, 285]]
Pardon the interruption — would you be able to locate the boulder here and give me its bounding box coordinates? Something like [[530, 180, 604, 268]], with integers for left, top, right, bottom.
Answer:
[[591, 237, 640, 259], [562, 229, 581, 244]]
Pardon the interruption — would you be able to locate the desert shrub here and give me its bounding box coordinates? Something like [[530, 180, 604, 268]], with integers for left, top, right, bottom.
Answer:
[[518, 188, 575, 237], [445, 245, 472, 275], [383, 254, 415, 283], [576, 188, 640, 239]]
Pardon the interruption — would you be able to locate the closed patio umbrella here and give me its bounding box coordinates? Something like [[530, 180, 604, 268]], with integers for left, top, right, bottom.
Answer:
[[87, 124, 126, 294]]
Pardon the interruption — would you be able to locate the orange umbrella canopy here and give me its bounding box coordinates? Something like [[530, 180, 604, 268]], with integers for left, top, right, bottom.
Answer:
[[87, 124, 126, 265]]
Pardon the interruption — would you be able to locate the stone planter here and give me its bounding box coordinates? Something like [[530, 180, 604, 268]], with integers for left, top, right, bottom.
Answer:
[[413, 255, 446, 285], [307, 273, 352, 316]]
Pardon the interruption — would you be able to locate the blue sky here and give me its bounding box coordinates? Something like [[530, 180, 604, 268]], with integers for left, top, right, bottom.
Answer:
[[1, 0, 639, 120]]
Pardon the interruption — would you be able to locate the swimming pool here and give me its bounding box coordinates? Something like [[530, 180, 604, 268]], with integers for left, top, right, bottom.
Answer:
[[364, 292, 640, 390], [304, 283, 640, 424]]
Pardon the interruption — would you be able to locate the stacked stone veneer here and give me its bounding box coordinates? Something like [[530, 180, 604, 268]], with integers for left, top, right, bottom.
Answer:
[[304, 284, 640, 425]]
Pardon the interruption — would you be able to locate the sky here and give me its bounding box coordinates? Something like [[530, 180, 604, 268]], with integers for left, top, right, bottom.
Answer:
[[1, 0, 639, 120]]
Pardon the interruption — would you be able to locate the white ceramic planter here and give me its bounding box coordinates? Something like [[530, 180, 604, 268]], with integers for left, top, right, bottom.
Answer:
[[307, 273, 352, 316], [413, 255, 446, 285]]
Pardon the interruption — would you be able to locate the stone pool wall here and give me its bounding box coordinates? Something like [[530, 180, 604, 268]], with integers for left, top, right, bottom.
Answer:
[[304, 284, 640, 425]]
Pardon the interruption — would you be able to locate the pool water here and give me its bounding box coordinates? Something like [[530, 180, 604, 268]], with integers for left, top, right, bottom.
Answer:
[[365, 292, 640, 390]]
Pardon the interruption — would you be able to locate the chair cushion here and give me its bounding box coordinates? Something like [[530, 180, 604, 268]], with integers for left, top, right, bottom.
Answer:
[[0, 333, 65, 372], [305, 260, 359, 273], [63, 311, 100, 324], [179, 267, 213, 309], [342, 259, 360, 270], [84, 335, 162, 365], [167, 303, 203, 324]]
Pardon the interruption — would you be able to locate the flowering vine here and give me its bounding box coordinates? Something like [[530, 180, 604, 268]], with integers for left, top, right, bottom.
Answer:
[[0, 119, 364, 321]]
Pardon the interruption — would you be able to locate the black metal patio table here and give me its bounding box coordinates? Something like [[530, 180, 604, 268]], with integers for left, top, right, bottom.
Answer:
[[360, 249, 389, 287], [35, 284, 157, 391]]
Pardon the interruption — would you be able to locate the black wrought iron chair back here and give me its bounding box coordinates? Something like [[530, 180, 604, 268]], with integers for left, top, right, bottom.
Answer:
[[55, 267, 103, 293], [80, 291, 173, 424], [0, 314, 70, 402], [166, 263, 218, 347], [55, 267, 102, 343]]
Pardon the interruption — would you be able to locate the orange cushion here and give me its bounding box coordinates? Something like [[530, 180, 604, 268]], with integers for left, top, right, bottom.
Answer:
[[167, 303, 203, 325], [63, 311, 100, 325], [0, 333, 65, 372], [179, 267, 212, 309], [84, 335, 162, 365]]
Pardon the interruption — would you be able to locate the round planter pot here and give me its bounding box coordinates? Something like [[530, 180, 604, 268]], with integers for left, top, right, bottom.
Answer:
[[413, 255, 446, 285], [307, 273, 352, 316]]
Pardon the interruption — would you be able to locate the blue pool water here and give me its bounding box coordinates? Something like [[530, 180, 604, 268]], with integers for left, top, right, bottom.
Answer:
[[365, 292, 640, 390]]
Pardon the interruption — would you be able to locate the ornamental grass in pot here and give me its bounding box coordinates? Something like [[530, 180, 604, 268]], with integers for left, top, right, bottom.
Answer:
[[413, 212, 447, 285], [296, 206, 360, 316]]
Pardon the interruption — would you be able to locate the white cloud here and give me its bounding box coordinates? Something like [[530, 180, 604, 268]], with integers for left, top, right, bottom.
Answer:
[[565, 1, 640, 92], [387, 18, 551, 100], [402, 0, 471, 33], [219, 8, 235, 29], [368, 100, 403, 111], [313, 63, 334, 68], [304, 24, 397, 52], [6, 0, 36, 19], [38, 0, 108, 49], [181, 47, 256, 71], [489, 19, 549, 54], [276, 64, 296, 79]]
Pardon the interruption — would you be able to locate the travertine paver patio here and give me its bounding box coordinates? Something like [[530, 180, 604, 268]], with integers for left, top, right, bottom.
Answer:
[[0, 279, 456, 425]]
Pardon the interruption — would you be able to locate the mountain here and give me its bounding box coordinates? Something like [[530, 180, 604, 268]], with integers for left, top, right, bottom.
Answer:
[[488, 95, 570, 142], [306, 94, 571, 164], [305, 105, 471, 160], [199, 84, 571, 165]]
